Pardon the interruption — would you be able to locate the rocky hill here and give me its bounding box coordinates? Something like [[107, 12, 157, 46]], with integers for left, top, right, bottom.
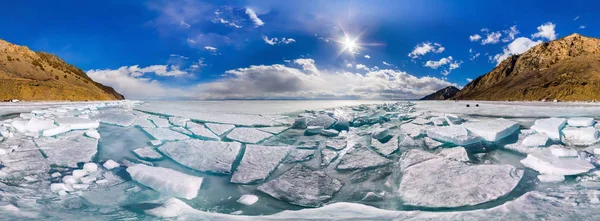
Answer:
[[454, 33, 600, 101], [421, 86, 460, 100], [0, 39, 123, 101]]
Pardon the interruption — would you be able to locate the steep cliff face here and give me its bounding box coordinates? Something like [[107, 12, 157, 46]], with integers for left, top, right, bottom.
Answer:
[[455, 33, 600, 101], [0, 39, 124, 101], [420, 86, 460, 100]]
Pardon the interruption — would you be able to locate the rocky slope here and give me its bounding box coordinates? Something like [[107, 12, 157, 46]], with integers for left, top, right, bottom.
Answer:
[[454, 33, 600, 101], [0, 39, 123, 101], [421, 86, 460, 100]]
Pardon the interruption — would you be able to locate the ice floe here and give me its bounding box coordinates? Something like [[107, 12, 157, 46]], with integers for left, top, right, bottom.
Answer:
[[426, 125, 481, 146], [237, 194, 259, 206], [186, 122, 220, 140], [336, 145, 392, 170], [520, 150, 595, 175], [463, 118, 519, 142], [159, 140, 241, 174], [562, 127, 598, 146], [35, 131, 98, 167], [141, 127, 190, 141], [205, 123, 235, 136], [132, 146, 163, 160], [127, 164, 203, 200], [522, 133, 549, 147], [371, 136, 398, 156], [531, 118, 566, 141], [231, 144, 291, 184], [226, 128, 273, 144], [568, 117, 595, 127]]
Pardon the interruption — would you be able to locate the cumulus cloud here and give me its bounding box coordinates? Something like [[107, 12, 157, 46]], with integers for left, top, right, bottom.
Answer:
[[531, 22, 557, 41], [364, 55, 371, 59], [262, 35, 296, 45], [502, 26, 519, 42], [245, 8, 264, 27], [469, 34, 482, 41], [466, 78, 473, 82], [482, 31, 502, 45], [492, 37, 542, 64], [408, 42, 445, 59], [293, 58, 318, 74], [355, 64, 371, 71], [424, 56, 462, 76], [204, 46, 218, 52]]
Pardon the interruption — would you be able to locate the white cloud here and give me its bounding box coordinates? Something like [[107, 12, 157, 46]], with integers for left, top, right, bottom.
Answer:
[[470, 52, 480, 61], [346, 63, 353, 68], [262, 35, 296, 45], [355, 64, 370, 71], [482, 32, 502, 45], [481, 28, 489, 32], [214, 18, 242, 28], [424, 56, 453, 69], [87, 66, 188, 99], [408, 42, 445, 59], [245, 8, 264, 27], [169, 54, 189, 59], [492, 37, 542, 64], [293, 58, 318, 74], [179, 20, 190, 28], [364, 55, 371, 59], [466, 78, 473, 82], [502, 25, 519, 42], [531, 22, 557, 41], [469, 34, 482, 41], [382, 61, 393, 66], [204, 46, 218, 52], [579, 25, 586, 29], [574, 16, 580, 21]]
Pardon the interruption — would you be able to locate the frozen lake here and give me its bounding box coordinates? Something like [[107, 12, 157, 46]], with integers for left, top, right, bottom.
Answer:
[[1, 100, 600, 220]]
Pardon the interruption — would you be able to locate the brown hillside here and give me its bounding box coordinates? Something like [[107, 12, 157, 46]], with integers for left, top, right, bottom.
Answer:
[[454, 33, 600, 101], [0, 39, 123, 101]]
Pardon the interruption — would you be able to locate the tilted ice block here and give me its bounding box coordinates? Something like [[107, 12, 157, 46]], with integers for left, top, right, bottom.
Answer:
[[320, 148, 338, 166], [399, 150, 523, 208], [562, 127, 599, 146], [144, 198, 194, 218], [226, 128, 273, 144], [142, 127, 190, 141], [237, 194, 259, 206], [305, 126, 324, 135], [567, 117, 595, 127], [83, 162, 98, 173], [537, 174, 565, 183], [336, 146, 392, 170], [520, 150, 594, 175], [204, 123, 235, 136], [257, 164, 342, 207], [371, 128, 391, 140], [103, 160, 120, 170], [24, 118, 56, 133], [306, 115, 335, 128], [55, 117, 99, 130], [85, 130, 100, 139], [426, 125, 481, 146], [531, 118, 566, 141], [186, 122, 219, 140], [133, 146, 163, 160], [158, 140, 241, 174], [284, 148, 315, 163], [43, 125, 71, 137], [320, 129, 339, 137], [325, 139, 346, 150], [438, 147, 470, 162], [10, 120, 28, 133], [424, 137, 443, 149], [371, 136, 398, 156], [522, 133, 549, 147], [231, 144, 291, 184], [444, 114, 463, 126], [400, 123, 430, 138], [127, 164, 203, 200], [411, 118, 432, 125], [549, 146, 579, 157], [463, 118, 519, 142]]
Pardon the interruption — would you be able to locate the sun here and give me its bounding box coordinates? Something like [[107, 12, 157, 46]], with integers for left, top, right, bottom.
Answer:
[[343, 37, 357, 52]]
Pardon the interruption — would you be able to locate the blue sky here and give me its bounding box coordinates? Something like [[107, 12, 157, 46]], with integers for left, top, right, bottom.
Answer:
[[0, 0, 598, 99]]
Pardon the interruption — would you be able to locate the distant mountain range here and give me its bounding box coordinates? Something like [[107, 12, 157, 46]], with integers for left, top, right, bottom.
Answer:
[[422, 33, 600, 101], [0, 39, 123, 101], [420, 86, 459, 100]]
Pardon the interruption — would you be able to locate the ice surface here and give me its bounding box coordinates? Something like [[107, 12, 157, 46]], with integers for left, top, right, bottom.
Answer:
[[72, 169, 87, 178], [169, 116, 190, 127], [205, 123, 235, 136], [186, 122, 219, 140], [370, 136, 398, 156], [226, 128, 273, 144], [132, 116, 156, 128], [55, 117, 99, 130], [127, 164, 203, 200], [371, 128, 391, 140], [522, 133, 549, 147], [257, 164, 343, 207], [144, 198, 194, 218], [237, 194, 259, 206], [148, 115, 171, 127], [399, 151, 523, 208], [336, 146, 392, 170], [520, 150, 594, 175], [10, 119, 28, 133], [549, 146, 579, 157], [325, 139, 347, 150], [257, 126, 289, 135], [83, 163, 98, 173], [444, 114, 463, 126], [158, 140, 241, 174], [141, 127, 190, 141], [103, 160, 120, 170], [95, 111, 137, 127], [84, 129, 100, 139], [149, 139, 163, 146], [42, 125, 71, 137], [284, 148, 315, 163], [438, 147, 470, 162], [305, 126, 324, 135], [423, 137, 443, 149], [292, 117, 308, 129], [568, 117, 595, 127], [231, 144, 291, 184], [463, 118, 520, 142], [35, 131, 98, 167], [426, 125, 481, 146], [562, 127, 598, 146], [133, 146, 163, 160], [320, 148, 338, 166], [411, 118, 432, 125], [538, 174, 565, 183], [531, 118, 567, 141], [400, 123, 429, 138], [306, 115, 335, 128], [24, 118, 56, 133]]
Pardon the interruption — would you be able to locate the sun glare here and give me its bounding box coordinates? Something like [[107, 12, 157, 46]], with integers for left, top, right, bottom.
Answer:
[[343, 37, 357, 52]]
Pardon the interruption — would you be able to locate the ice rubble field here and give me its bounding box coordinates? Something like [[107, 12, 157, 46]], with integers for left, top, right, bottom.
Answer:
[[2, 101, 600, 220]]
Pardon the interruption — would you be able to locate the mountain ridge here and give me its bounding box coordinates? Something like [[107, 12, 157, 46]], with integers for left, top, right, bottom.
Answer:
[[0, 39, 123, 101], [420, 86, 460, 100]]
